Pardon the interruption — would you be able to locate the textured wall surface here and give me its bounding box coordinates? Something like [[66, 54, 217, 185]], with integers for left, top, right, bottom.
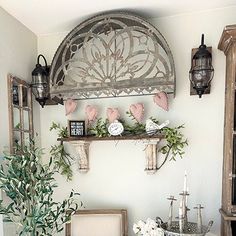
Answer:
[[1, 5, 236, 236], [0, 6, 37, 235], [37, 6, 236, 236]]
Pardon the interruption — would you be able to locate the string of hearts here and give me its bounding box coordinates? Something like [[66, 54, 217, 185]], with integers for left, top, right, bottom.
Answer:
[[64, 91, 169, 119]]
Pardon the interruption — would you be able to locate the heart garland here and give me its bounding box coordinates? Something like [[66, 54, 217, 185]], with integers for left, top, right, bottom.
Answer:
[[65, 98, 77, 116], [153, 92, 169, 111], [130, 103, 144, 123], [83, 93, 168, 124], [85, 105, 98, 122], [107, 108, 120, 123]]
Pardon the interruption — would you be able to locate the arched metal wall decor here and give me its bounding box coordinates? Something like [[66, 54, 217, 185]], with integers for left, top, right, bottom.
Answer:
[[50, 12, 176, 99]]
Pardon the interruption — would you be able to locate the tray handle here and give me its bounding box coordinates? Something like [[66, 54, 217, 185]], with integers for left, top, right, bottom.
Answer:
[[206, 221, 213, 232], [156, 216, 163, 227]]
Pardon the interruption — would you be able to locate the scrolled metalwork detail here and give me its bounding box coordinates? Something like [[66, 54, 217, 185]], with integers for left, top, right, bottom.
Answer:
[[50, 12, 176, 99]]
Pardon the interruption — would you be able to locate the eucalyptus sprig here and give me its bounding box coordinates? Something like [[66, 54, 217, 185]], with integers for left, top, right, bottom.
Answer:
[[0, 141, 80, 236]]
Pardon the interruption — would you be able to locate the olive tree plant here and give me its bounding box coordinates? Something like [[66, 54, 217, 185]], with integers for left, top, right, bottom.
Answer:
[[0, 142, 80, 236]]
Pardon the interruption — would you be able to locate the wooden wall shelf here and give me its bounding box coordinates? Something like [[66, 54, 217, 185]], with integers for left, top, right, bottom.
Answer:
[[58, 134, 164, 142], [58, 134, 165, 174]]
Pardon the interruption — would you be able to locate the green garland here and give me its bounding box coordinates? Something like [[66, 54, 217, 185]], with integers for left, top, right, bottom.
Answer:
[[51, 114, 188, 178], [87, 118, 109, 137], [88, 113, 188, 168], [50, 122, 68, 138]]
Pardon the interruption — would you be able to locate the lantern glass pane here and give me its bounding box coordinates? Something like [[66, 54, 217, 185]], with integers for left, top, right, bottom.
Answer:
[[32, 74, 47, 85], [190, 66, 213, 88], [32, 74, 49, 99]]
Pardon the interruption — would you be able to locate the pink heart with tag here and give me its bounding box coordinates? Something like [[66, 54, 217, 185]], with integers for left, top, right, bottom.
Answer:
[[153, 92, 169, 111], [65, 98, 77, 116], [130, 103, 144, 123], [85, 105, 98, 122], [107, 108, 120, 123]]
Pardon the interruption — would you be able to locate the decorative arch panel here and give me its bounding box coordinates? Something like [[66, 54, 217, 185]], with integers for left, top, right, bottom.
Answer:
[[50, 12, 176, 99]]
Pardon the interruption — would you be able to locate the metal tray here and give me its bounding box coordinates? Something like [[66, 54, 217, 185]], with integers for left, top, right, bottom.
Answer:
[[158, 220, 213, 236]]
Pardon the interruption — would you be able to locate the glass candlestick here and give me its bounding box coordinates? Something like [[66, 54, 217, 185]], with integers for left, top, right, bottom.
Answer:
[[176, 216, 184, 233], [167, 195, 177, 229], [179, 190, 189, 230], [194, 204, 204, 233]]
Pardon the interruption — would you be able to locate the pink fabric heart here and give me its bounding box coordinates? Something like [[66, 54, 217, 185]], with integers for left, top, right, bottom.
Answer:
[[85, 105, 98, 122], [153, 92, 169, 111], [130, 103, 144, 123], [107, 108, 120, 123], [65, 98, 77, 116]]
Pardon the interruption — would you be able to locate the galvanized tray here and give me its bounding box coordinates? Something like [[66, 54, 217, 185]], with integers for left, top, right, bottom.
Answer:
[[160, 221, 213, 236]]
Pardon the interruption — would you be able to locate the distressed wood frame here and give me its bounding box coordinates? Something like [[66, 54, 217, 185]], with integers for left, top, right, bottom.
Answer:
[[65, 209, 128, 236]]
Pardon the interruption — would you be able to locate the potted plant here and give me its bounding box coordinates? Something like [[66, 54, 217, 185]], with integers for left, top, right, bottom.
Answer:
[[0, 141, 80, 236]]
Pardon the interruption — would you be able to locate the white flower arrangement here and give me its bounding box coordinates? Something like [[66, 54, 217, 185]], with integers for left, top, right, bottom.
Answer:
[[133, 218, 164, 236]]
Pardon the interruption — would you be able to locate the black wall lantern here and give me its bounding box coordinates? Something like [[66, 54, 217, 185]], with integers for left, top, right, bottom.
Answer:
[[189, 34, 214, 98], [31, 55, 63, 107], [31, 54, 50, 107]]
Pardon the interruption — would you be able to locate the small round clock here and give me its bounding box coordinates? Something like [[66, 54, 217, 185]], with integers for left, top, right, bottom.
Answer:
[[108, 120, 124, 136]]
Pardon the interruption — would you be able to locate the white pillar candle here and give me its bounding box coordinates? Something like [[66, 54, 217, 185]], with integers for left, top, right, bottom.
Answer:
[[183, 171, 187, 192]]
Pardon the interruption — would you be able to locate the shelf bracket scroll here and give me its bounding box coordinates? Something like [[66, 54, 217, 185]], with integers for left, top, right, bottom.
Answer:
[[71, 141, 91, 173]]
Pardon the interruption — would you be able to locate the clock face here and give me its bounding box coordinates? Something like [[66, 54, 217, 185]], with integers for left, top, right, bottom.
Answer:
[[108, 121, 124, 136]]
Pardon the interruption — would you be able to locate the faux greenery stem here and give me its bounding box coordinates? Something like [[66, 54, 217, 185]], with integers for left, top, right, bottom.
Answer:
[[50, 122, 73, 180]]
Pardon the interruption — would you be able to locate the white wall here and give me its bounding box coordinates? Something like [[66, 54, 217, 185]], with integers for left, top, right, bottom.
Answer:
[[0, 6, 38, 236], [37, 7, 236, 235]]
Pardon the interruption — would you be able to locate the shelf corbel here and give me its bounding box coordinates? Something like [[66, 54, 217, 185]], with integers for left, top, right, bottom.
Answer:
[[71, 140, 91, 173], [143, 138, 161, 174], [58, 134, 164, 174]]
